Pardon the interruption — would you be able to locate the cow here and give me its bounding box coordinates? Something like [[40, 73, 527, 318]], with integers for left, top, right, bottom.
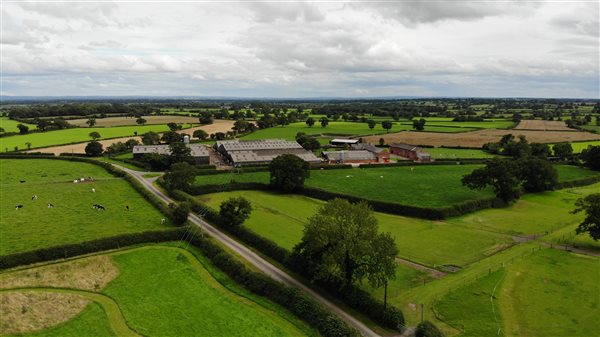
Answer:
[[160, 218, 166, 224], [73, 180, 79, 184], [31, 195, 38, 200], [47, 203, 54, 209], [125, 205, 129, 211], [96, 204, 106, 211], [19, 180, 26, 183], [15, 205, 23, 210], [91, 188, 96, 193]]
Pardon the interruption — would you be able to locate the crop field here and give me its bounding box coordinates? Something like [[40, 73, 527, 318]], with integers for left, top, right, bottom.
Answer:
[[0, 117, 37, 133], [0, 245, 314, 337], [67, 115, 200, 127], [0, 159, 170, 255], [198, 190, 513, 267], [195, 164, 598, 210], [514, 120, 571, 131], [365, 129, 600, 148], [552, 140, 600, 153], [1, 125, 172, 151], [405, 119, 515, 129]]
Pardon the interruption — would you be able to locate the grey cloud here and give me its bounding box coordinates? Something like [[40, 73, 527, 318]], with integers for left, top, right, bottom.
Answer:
[[244, 2, 325, 23]]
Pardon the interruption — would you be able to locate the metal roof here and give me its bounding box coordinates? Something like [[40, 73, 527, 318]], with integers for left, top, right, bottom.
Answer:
[[322, 150, 376, 161], [132, 144, 209, 157]]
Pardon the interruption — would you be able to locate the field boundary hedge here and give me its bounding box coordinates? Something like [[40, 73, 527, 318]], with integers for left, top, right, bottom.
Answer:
[[0, 228, 187, 270], [167, 188, 405, 331]]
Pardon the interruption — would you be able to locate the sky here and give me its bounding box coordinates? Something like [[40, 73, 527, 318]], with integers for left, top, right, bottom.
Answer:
[[1, 0, 598, 98]]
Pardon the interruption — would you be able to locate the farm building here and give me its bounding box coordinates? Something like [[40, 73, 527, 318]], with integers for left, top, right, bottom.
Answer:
[[132, 144, 210, 164], [330, 138, 359, 146], [322, 150, 377, 164], [389, 143, 432, 162], [215, 139, 321, 167], [351, 143, 390, 163]]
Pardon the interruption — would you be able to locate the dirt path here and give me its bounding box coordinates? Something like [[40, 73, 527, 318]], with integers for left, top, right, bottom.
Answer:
[[395, 257, 447, 279], [28, 120, 235, 155]]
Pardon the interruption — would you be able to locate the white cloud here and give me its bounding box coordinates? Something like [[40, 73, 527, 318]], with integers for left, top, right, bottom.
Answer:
[[1, 1, 598, 98]]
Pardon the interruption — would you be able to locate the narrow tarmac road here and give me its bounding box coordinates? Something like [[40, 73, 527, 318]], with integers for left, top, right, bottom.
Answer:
[[114, 165, 383, 337]]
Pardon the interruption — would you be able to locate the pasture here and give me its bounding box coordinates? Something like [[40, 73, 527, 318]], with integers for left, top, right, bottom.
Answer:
[[67, 115, 200, 127], [422, 147, 497, 159], [0, 246, 314, 337], [0, 117, 37, 133], [240, 122, 477, 141], [198, 190, 513, 267], [0, 159, 170, 255], [194, 164, 598, 210], [554, 140, 600, 153], [500, 250, 598, 336], [1, 125, 171, 151]]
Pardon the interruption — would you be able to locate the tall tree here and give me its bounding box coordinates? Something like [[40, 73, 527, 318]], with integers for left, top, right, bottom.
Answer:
[[367, 119, 376, 130], [16, 124, 29, 134], [581, 146, 600, 171], [193, 129, 209, 140], [571, 194, 600, 241], [291, 199, 397, 288], [142, 131, 160, 145], [89, 131, 101, 140], [163, 162, 196, 190], [462, 158, 521, 203], [136, 117, 147, 125], [552, 143, 573, 160], [86, 118, 96, 127], [381, 121, 393, 133], [320, 117, 329, 128], [84, 141, 103, 157], [517, 157, 558, 192], [219, 197, 253, 227], [269, 154, 310, 192], [306, 117, 315, 127], [168, 142, 192, 164]]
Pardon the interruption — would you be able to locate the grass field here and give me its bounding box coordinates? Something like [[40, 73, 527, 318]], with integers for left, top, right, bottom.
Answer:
[[1, 124, 172, 151], [240, 122, 477, 141], [0, 159, 170, 255], [0, 246, 314, 337], [434, 269, 506, 337], [198, 190, 512, 267], [194, 164, 598, 210], [499, 249, 598, 337], [557, 140, 600, 153], [426, 148, 497, 159], [0, 117, 37, 133]]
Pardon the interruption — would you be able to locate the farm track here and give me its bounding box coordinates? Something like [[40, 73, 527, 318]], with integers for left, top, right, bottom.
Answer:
[[113, 164, 382, 337]]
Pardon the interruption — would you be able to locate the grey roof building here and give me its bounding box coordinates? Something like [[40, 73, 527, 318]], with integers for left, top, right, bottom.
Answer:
[[215, 139, 321, 166], [132, 144, 210, 163], [322, 150, 376, 163]]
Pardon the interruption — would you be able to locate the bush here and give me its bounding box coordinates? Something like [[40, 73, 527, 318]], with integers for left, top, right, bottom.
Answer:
[[415, 321, 444, 337], [170, 202, 191, 226], [0, 228, 186, 270]]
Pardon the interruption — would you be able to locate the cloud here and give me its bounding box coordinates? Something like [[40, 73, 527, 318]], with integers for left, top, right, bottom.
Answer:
[[1, 1, 598, 98]]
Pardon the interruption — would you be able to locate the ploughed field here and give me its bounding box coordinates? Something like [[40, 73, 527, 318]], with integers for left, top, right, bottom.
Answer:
[[0, 159, 170, 255], [0, 245, 314, 337], [194, 164, 600, 209], [67, 115, 200, 127]]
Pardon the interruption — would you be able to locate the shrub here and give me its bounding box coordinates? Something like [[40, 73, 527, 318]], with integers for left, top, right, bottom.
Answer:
[[415, 321, 444, 337], [170, 202, 191, 226]]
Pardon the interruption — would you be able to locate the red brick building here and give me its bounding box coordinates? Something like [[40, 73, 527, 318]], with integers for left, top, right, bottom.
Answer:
[[389, 143, 432, 162]]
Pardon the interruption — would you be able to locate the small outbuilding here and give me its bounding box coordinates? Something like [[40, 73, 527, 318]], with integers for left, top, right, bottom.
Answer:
[[330, 138, 359, 147], [389, 143, 432, 162], [322, 150, 377, 164]]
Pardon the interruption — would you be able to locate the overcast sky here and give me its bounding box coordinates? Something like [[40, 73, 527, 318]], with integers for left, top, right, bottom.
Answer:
[[2, 0, 598, 98]]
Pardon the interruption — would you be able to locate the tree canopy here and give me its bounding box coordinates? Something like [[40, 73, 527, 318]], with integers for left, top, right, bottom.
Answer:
[[269, 154, 310, 192], [219, 197, 253, 227], [291, 199, 397, 288], [572, 193, 600, 241], [462, 158, 521, 203], [163, 162, 196, 191], [84, 141, 103, 157]]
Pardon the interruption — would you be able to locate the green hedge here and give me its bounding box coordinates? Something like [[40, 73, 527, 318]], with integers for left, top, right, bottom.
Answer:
[[0, 228, 187, 270], [415, 321, 445, 337], [187, 233, 359, 337], [556, 175, 600, 189]]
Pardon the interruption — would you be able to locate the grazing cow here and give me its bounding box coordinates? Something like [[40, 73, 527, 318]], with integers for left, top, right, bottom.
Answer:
[[73, 180, 78, 184], [91, 188, 96, 193], [410, 167, 414, 172], [96, 204, 105, 211], [47, 203, 54, 209], [19, 180, 26, 183], [160, 218, 166, 224], [15, 205, 23, 210], [31, 195, 38, 200], [125, 205, 129, 211]]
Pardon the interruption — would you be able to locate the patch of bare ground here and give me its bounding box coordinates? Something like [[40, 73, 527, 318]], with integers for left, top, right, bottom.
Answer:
[[514, 120, 572, 131], [68, 115, 201, 127], [0, 255, 119, 292], [365, 129, 600, 148], [0, 291, 89, 335], [28, 119, 235, 155]]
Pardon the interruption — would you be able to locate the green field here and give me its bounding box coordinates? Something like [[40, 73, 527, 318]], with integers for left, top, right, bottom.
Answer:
[[1, 246, 314, 337], [198, 190, 512, 267], [434, 270, 506, 337], [240, 122, 477, 141], [0, 124, 172, 151], [0, 117, 37, 133], [0, 159, 170, 255], [499, 249, 598, 337], [426, 148, 497, 159], [560, 140, 600, 153], [195, 164, 598, 210]]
